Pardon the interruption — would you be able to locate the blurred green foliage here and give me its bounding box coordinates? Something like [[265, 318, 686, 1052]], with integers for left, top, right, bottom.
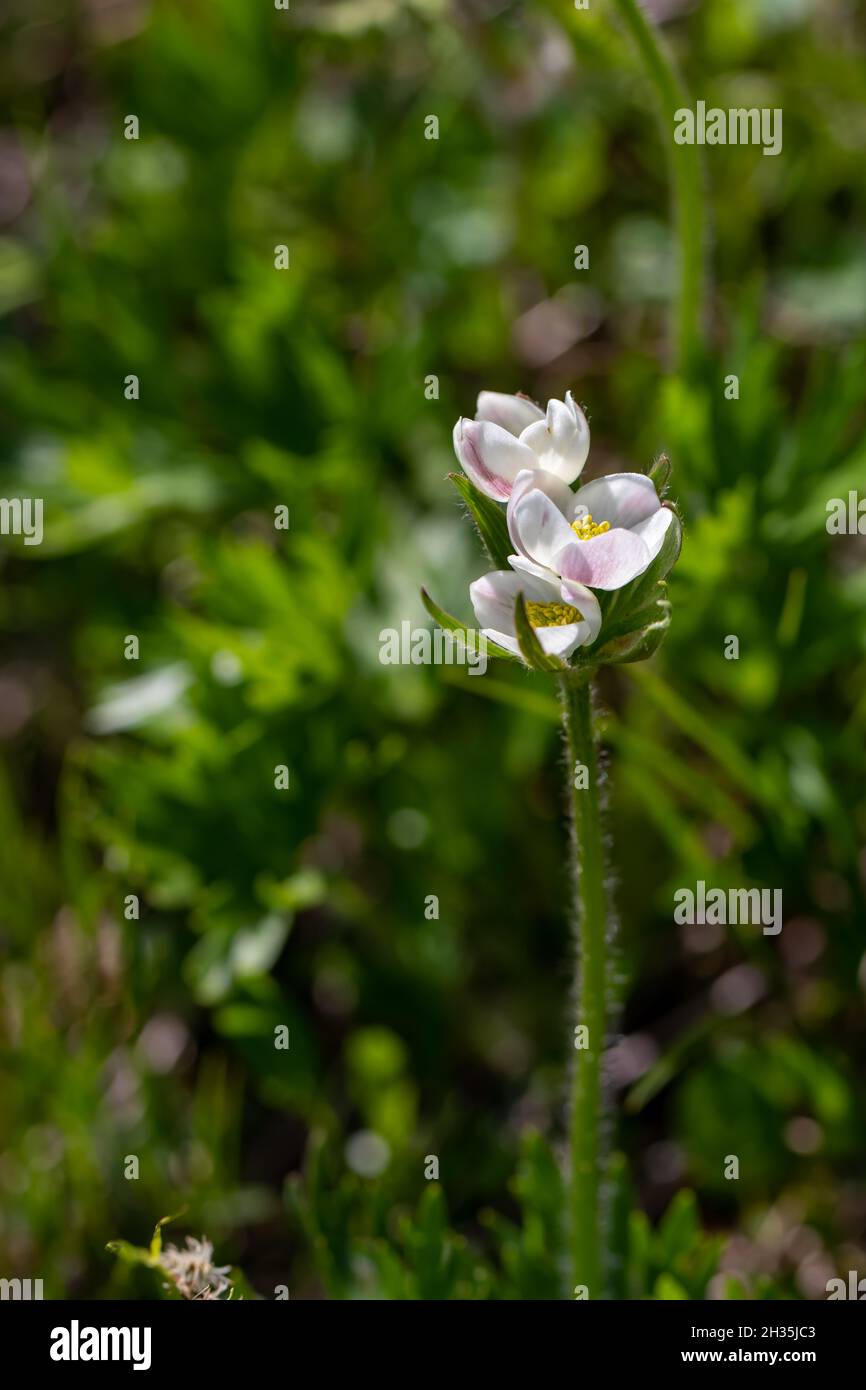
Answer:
[[1, 0, 865, 1299]]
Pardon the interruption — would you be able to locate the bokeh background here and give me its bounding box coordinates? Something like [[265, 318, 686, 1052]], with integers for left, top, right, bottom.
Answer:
[[1, 0, 865, 1299]]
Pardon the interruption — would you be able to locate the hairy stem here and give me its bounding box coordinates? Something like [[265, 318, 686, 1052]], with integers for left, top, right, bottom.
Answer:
[[560, 669, 609, 1298], [611, 0, 705, 373]]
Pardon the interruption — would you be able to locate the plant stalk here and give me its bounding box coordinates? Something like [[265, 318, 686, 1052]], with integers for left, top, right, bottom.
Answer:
[[611, 0, 705, 374], [560, 668, 609, 1298]]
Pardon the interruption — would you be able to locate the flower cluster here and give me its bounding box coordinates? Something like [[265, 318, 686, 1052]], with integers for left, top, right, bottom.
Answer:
[[160, 1236, 234, 1300], [445, 390, 681, 668]]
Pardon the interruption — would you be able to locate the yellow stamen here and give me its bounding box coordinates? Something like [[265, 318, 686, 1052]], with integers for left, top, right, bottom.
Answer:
[[571, 512, 610, 541], [525, 600, 582, 628]]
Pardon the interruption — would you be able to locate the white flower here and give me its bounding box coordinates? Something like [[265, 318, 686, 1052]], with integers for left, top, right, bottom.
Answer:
[[470, 567, 601, 660], [453, 390, 590, 500], [506, 467, 676, 591], [160, 1236, 233, 1300]]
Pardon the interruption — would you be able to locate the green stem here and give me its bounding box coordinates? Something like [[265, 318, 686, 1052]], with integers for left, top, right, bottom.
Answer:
[[611, 0, 705, 373], [560, 669, 609, 1298]]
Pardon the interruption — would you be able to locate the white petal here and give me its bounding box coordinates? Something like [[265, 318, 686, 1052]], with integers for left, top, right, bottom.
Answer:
[[506, 467, 576, 550], [507, 468, 575, 567], [518, 391, 590, 484], [475, 391, 544, 437], [571, 472, 659, 528], [509, 489, 579, 570], [630, 505, 674, 563], [454, 419, 538, 501], [508, 553, 559, 583], [469, 568, 558, 633], [480, 629, 521, 656], [535, 624, 583, 658], [560, 579, 602, 645]]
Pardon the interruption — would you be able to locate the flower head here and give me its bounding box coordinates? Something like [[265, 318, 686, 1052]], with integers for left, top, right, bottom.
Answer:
[[160, 1236, 233, 1300], [507, 467, 675, 591], [453, 390, 590, 500], [470, 567, 600, 660]]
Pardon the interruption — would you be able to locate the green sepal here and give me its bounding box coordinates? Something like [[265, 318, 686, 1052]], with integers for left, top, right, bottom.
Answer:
[[420, 587, 518, 663], [150, 1209, 186, 1258], [105, 1207, 187, 1269], [513, 592, 566, 672], [648, 453, 671, 497], [593, 592, 671, 665], [448, 472, 512, 570], [105, 1239, 161, 1270], [596, 506, 681, 641]]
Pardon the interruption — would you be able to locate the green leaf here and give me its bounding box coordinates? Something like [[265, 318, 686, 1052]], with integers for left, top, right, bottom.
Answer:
[[513, 592, 566, 672], [658, 1190, 699, 1264], [448, 472, 512, 570], [402, 1185, 452, 1299], [509, 1131, 568, 1299], [628, 1210, 652, 1299], [723, 1276, 748, 1300], [655, 1273, 689, 1300], [420, 587, 518, 663], [606, 1152, 632, 1300]]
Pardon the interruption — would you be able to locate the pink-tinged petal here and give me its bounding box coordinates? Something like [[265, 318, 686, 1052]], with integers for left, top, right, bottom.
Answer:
[[475, 391, 544, 437], [559, 579, 601, 645], [518, 391, 590, 484], [557, 529, 652, 590], [571, 472, 658, 528], [509, 488, 579, 569], [630, 505, 674, 563], [453, 419, 537, 500], [506, 467, 575, 553], [469, 571, 517, 633], [469, 569, 558, 633]]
